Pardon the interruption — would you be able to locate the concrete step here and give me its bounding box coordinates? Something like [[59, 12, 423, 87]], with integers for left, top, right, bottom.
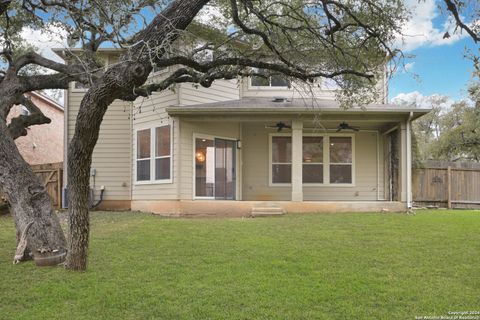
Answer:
[[250, 206, 285, 217]]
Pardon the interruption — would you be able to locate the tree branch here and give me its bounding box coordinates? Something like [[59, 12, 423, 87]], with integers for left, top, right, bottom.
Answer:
[[0, 0, 11, 16], [13, 52, 72, 74], [153, 55, 375, 81], [21, 73, 75, 91], [444, 0, 479, 43], [7, 95, 51, 139]]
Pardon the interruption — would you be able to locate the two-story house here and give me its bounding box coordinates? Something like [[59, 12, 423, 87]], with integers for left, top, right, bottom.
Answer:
[[60, 49, 430, 216]]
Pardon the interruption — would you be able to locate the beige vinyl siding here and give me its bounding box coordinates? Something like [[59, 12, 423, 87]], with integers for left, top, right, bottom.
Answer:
[[174, 79, 242, 200], [303, 131, 385, 201], [242, 123, 291, 200], [240, 78, 336, 100], [241, 123, 384, 201], [179, 80, 240, 105], [179, 121, 241, 200], [67, 86, 132, 201], [131, 90, 179, 200], [240, 77, 387, 104]]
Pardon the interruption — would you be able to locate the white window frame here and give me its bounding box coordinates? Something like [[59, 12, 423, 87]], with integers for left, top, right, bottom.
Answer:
[[193, 134, 216, 200], [302, 134, 325, 186], [192, 133, 240, 200], [134, 124, 173, 185], [248, 68, 290, 91], [268, 133, 355, 187], [327, 134, 355, 187], [268, 133, 292, 187]]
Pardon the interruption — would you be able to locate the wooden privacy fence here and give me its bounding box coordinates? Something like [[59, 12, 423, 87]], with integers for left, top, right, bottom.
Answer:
[[413, 166, 480, 208], [31, 162, 63, 209]]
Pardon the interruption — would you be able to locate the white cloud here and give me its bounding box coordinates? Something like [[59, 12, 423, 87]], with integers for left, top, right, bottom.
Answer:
[[394, 0, 468, 52], [20, 25, 68, 62], [392, 91, 454, 110], [18, 25, 68, 105], [396, 62, 416, 74], [404, 62, 415, 72]]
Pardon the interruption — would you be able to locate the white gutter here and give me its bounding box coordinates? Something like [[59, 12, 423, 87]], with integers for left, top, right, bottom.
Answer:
[[406, 112, 413, 209]]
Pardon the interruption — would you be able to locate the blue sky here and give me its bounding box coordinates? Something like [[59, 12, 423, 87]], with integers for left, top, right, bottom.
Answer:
[[389, 0, 478, 103], [389, 36, 477, 101]]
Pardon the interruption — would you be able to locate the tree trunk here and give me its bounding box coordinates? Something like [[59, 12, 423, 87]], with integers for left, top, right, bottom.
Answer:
[[0, 121, 67, 264], [65, 95, 113, 270], [64, 0, 210, 271]]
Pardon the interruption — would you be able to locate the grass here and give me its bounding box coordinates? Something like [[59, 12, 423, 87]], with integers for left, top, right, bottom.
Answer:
[[1, 210, 479, 319]]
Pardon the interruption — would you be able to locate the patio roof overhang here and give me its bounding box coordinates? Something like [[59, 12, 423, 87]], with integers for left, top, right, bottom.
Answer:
[[166, 98, 431, 121]]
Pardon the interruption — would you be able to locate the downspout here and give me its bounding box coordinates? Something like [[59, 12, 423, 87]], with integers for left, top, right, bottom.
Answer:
[[62, 85, 69, 208], [406, 112, 413, 209]]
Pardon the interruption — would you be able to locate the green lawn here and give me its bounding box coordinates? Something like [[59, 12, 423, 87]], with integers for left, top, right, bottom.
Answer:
[[1, 210, 479, 319]]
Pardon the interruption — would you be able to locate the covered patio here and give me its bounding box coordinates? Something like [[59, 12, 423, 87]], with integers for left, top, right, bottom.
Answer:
[[131, 98, 430, 216]]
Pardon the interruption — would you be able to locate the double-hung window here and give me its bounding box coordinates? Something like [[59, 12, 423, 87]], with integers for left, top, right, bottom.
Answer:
[[303, 136, 324, 184], [155, 126, 171, 180], [136, 129, 151, 181], [271, 136, 292, 184], [270, 134, 353, 185], [329, 137, 352, 184], [136, 125, 172, 183]]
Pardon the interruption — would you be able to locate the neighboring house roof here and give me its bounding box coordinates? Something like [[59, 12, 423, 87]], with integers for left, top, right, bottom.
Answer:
[[167, 97, 431, 120], [27, 91, 64, 111]]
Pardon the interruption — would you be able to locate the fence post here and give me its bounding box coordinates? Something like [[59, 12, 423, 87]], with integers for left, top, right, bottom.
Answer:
[[57, 168, 62, 209], [447, 166, 452, 209]]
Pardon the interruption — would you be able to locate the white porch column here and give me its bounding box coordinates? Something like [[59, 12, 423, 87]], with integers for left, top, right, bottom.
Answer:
[[399, 115, 413, 208], [291, 120, 303, 201], [406, 113, 413, 209], [399, 120, 408, 204]]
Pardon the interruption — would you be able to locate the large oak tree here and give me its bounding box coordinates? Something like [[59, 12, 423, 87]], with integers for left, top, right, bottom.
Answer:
[[2, 0, 475, 270]]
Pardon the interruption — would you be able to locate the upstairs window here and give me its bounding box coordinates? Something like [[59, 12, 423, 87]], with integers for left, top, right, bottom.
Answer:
[[251, 69, 290, 88]]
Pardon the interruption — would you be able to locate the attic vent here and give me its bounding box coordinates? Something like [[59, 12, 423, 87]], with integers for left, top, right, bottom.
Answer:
[[272, 96, 287, 103]]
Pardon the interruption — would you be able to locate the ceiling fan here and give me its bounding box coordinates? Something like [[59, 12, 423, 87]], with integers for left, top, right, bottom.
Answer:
[[336, 122, 359, 132], [265, 122, 292, 132]]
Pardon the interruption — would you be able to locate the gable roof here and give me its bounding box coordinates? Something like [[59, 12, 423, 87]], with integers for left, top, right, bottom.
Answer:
[[166, 97, 431, 120], [27, 92, 64, 112]]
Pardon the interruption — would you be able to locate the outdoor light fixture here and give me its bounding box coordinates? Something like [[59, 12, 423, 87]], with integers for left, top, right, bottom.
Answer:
[[196, 151, 206, 162]]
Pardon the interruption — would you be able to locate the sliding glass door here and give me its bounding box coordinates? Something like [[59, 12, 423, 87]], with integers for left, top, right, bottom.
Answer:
[[195, 137, 236, 200]]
